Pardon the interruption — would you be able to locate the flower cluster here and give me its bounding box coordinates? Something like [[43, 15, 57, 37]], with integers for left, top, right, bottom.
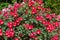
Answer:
[[51, 34, 58, 40], [0, 0, 59, 40]]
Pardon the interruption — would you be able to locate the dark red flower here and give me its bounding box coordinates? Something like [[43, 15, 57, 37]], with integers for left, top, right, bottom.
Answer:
[[37, 6, 42, 10], [31, 6, 37, 14], [13, 22, 17, 27], [13, 3, 20, 10], [28, 1, 34, 7], [38, 0, 43, 4], [14, 38, 20, 40], [32, 9, 37, 14], [29, 32, 36, 38], [0, 19, 4, 25], [10, 12, 18, 17], [46, 14, 52, 20], [36, 29, 41, 35], [51, 13, 56, 18], [17, 17, 23, 21], [51, 34, 58, 40], [36, 15, 44, 21], [53, 22, 59, 27], [5, 29, 14, 38], [41, 20, 47, 26], [46, 24, 55, 32], [23, 24, 34, 30], [0, 28, 2, 36], [19, 33, 24, 37], [7, 22, 13, 28]]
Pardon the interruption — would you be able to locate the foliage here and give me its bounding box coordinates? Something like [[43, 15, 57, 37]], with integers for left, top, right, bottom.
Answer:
[[0, 3, 9, 10]]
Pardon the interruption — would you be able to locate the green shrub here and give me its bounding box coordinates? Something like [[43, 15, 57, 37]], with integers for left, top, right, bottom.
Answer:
[[0, 3, 9, 10], [43, 0, 60, 14]]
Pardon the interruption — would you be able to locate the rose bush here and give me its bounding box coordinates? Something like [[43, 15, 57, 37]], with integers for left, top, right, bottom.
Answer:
[[0, 0, 60, 40]]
